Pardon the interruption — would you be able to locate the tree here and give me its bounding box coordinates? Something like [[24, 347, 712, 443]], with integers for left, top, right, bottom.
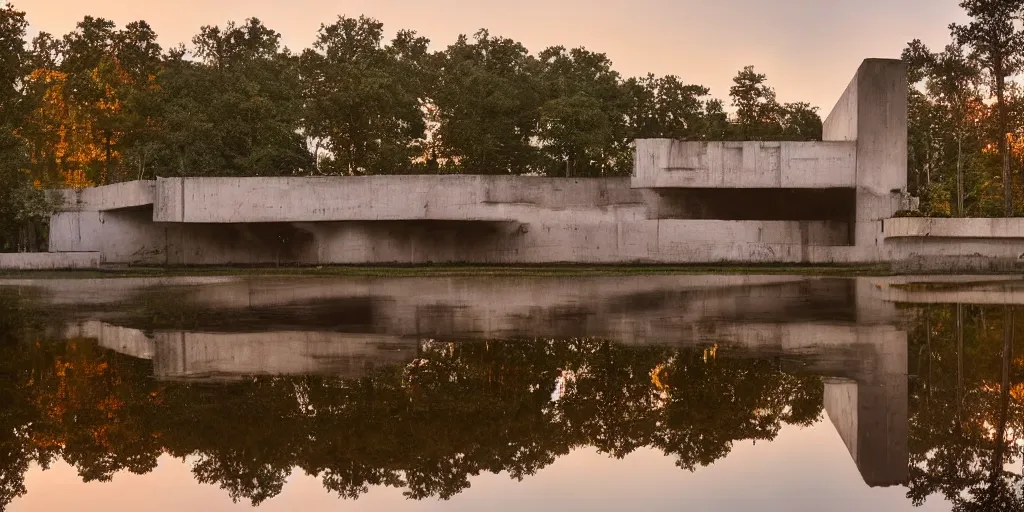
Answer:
[[726, 66, 821, 142], [300, 16, 430, 175], [534, 46, 627, 177], [621, 74, 728, 144], [431, 30, 543, 174], [149, 18, 312, 177], [0, 3, 50, 251], [729, 65, 782, 140], [951, 0, 1024, 216]]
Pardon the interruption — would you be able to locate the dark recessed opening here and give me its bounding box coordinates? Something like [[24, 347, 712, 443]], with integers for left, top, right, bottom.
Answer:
[[645, 188, 856, 221]]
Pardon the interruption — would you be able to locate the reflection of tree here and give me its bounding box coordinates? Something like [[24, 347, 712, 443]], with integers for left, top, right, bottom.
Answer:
[[907, 304, 1024, 510], [0, 296, 826, 506]]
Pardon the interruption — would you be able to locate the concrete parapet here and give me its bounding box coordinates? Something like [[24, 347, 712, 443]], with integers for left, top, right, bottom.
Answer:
[[884, 217, 1024, 238], [153, 175, 645, 223], [48, 180, 156, 212], [632, 140, 856, 189], [0, 252, 99, 270]]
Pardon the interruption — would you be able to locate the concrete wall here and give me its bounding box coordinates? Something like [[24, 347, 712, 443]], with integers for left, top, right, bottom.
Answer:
[[46, 175, 1024, 268], [632, 140, 857, 188], [48, 180, 156, 212], [154, 176, 646, 223], [48, 211, 102, 252], [69, 216, 855, 265], [882, 217, 1024, 272], [884, 217, 1024, 238], [824, 59, 908, 196], [0, 252, 99, 270], [824, 59, 910, 254]]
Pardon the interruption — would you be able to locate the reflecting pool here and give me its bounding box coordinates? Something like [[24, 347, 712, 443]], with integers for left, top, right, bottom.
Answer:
[[1, 274, 1023, 511]]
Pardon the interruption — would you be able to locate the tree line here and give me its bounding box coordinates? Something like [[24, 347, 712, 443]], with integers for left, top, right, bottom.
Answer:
[[0, 4, 821, 250], [0, 4, 819, 185]]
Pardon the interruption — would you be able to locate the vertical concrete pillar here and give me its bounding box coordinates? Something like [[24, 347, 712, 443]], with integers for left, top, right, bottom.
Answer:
[[823, 59, 909, 259]]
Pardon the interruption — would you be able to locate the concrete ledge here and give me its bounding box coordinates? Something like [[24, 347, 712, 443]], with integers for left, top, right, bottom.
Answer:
[[633, 140, 856, 189], [50, 181, 155, 212], [883, 217, 1024, 239], [154, 176, 646, 223], [0, 252, 99, 270]]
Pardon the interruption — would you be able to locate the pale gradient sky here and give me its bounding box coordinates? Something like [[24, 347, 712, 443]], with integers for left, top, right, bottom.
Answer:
[[12, 0, 967, 113]]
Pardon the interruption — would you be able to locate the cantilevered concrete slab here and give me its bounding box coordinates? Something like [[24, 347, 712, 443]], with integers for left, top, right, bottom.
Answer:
[[633, 141, 857, 189], [153, 175, 645, 223]]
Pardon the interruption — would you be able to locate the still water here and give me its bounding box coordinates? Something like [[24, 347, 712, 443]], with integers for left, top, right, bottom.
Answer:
[[0, 273, 1022, 511]]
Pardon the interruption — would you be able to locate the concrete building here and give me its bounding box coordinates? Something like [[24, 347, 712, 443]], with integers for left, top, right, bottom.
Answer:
[[23, 58, 1023, 270]]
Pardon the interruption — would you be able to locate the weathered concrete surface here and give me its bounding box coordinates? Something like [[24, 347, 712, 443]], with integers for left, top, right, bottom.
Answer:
[[52, 205, 860, 265], [48, 211, 102, 252], [154, 176, 645, 223], [48, 180, 156, 212], [824, 58, 910, 256], [633, 140, 857, 189], [824, 59, 908, 197], [0, 252, 99, 270], [884, 217, 1024, 238]]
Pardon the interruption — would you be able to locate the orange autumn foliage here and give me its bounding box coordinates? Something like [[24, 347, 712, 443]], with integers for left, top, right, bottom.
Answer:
[[20, 60, 138, 189]]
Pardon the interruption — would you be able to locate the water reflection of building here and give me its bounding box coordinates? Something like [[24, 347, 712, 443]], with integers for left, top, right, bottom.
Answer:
[[13, 273, 1006, 489]]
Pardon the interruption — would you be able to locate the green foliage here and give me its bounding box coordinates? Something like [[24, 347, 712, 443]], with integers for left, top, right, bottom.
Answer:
[[300, 16, 430, 175], [148, 19, 312, 177], [431, 30, 544, 175], [0, 4, 50, 251], [727, 65, 821, 141]]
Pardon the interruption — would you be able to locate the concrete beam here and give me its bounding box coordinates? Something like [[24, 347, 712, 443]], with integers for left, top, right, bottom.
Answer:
[[883, 217, 1024, 239], [153, 176, 646, 224], [50, 180, 156, 212], [633, 140, 856, 189]]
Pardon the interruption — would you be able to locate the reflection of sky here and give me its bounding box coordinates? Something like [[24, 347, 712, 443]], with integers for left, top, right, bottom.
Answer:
[[9, 420, 952, 512], [14, 0, 966, 111]]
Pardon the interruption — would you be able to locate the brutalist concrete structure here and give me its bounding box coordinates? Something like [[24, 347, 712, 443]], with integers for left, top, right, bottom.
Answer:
[[27, 58, 1024, 269]]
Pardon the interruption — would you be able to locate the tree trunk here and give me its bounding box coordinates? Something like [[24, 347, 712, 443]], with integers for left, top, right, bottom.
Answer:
[[996, 70, 1012, 216], [104, 131, 112, 185], [957, 135, 964, 216]]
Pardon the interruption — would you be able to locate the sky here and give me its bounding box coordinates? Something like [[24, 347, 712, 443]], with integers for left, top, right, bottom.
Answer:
[[8, 420, 954, 512], [12, 0, 969, 113]]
